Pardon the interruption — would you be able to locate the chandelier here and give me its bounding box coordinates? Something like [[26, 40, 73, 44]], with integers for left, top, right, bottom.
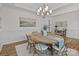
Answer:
[[36, 4, 52, 18]]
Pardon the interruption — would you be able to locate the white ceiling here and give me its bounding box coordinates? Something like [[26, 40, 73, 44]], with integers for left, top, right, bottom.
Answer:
[[14, 3, 69, 11], [1, 3, 69, 12], [1, 3, 79, 16]]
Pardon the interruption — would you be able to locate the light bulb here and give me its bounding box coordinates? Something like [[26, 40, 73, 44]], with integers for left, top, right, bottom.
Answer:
[[37, 9, 40, 12], [45, 5, 48, 11], [47, 12, 49, 15], [49, 10, 52, 13], [39, 7, 42, 10]]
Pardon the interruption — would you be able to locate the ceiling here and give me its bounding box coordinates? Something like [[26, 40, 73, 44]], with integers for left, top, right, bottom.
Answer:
[[1, 3, 79, 16], [13, 3, 69, 12], [1, 3, 69, 12]]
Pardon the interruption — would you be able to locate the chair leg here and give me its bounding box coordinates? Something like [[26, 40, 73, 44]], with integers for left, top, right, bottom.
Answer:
[[32, 44, 39, 56], [33, 50, 37, 56], [29, 45, 33, 53], [61, 48, 68, 56], [27, 42, 30, 50], [27, 43, 29, 49], [64, 49, 68, 56], [26, 40, 29, 49]]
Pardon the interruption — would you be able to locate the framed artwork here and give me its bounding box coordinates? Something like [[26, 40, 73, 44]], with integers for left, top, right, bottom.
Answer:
[[19, 17, 36, 27], [55, 21, 67, 27]]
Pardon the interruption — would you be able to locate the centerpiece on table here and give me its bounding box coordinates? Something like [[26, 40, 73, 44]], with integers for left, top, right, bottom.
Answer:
[[41, 25, 48, 36]]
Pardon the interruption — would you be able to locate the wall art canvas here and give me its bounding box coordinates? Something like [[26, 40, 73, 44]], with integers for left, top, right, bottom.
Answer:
[[55, 21, 67, 27], [19, 17, 36, 27]]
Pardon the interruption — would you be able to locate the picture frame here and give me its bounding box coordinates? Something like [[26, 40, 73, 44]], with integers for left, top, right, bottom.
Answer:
[[19, 17, 36, 27]]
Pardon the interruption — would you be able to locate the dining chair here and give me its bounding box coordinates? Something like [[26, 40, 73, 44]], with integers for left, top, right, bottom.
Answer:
[[26, 34, 35, 53], [26, 34, 44, 56], [54, 26, 68, 56], [52, 40, 68, 56], [31, 32, 50, 56], [33, 43, 49, 56]]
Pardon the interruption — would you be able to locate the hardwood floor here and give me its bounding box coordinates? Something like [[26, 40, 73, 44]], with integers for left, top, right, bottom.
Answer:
[[0, 40, 27, 56], [65, 37, 79, 51], [0, 37, 79, 56], [0, 45, 17, 56]]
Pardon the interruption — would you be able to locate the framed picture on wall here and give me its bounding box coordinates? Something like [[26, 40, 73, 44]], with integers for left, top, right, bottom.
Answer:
[[19, 17, 36, 27], [55, 21, 67, 27]]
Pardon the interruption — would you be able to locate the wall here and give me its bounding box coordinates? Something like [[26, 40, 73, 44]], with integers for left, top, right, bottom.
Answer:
[[0, 5, 49, 45], [0, 3, 79, 45], [52, 11, 79, 39], [51, 4, 79, 39], [53, 4, 79, 16]]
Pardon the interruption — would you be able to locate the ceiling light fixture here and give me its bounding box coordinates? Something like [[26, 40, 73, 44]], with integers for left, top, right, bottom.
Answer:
[[36, 4, 52, 18]]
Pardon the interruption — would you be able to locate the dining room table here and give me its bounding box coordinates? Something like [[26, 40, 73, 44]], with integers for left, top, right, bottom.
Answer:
[[30, 32, 65, 55]]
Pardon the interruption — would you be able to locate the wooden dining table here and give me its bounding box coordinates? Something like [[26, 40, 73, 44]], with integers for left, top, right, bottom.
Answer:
[[30, 32, 59, 55], [30, 32, 56, 45], [30, 32, 65, 55]]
